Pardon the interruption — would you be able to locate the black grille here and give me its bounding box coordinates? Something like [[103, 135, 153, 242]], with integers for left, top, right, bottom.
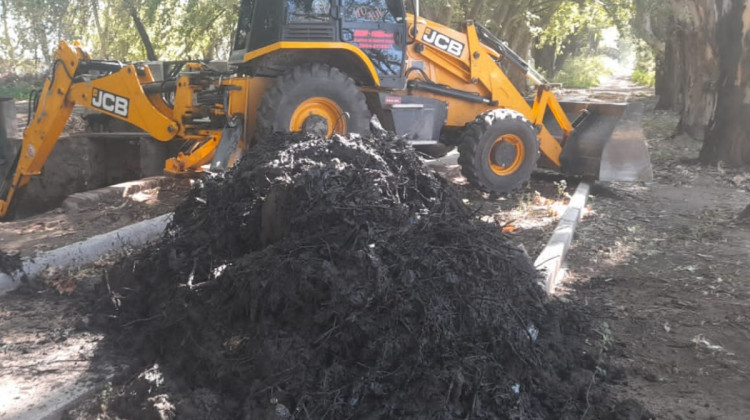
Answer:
[[282, 25, 336, 41]]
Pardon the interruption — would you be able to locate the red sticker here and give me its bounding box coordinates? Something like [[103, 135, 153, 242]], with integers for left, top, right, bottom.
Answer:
[[353, 29, 395, 50], [385, 96, 402, 105]]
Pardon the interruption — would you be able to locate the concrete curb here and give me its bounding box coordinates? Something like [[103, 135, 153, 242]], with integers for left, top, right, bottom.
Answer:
[[62, 176, 191, 212], [0, 213, 172, 295], [534, 182, 591, 294]]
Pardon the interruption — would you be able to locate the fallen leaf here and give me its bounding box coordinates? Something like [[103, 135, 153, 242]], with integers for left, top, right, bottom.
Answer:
[[717, 161, 726, 175], [53, 278, 77, 295], [731, 173, 748, 186]]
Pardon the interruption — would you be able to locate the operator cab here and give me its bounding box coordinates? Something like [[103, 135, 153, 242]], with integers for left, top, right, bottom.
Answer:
[[230, 0, 408, 89]]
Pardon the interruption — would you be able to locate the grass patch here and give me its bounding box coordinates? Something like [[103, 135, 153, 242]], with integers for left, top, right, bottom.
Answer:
[[631, 69, 655, 87], [631, 41, 656, 87]]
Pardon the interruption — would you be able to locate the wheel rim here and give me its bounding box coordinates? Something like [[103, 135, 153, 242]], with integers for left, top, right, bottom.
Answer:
[[488, 134, 525, 176], [289, 97, 346, 137]]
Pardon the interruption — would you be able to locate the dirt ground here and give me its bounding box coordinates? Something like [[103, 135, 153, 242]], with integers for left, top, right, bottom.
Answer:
[[563, 104, 750, 419], [0, 287, 124, 420], [428, 79, 750, 418], [2, 80, 750, 418], [0, 177, 193, 257], [457, 94, 750, 417], [1, 109, 192, 418], [0, 176, 192, 419]]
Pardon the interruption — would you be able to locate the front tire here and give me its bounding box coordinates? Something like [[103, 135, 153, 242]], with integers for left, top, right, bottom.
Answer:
[[458, 109, 540, 193], [256, 64, 371, 138]]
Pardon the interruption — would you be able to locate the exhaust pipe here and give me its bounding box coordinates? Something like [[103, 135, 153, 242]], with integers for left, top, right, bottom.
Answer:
[[410, 0, 421, 39]]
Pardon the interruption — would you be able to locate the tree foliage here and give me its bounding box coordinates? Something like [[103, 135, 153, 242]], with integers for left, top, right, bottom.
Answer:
[[0, 0, 648, 83], [0, 0, 238, 73], [417, 0, 637, 79], [3, 1, 744, 162]]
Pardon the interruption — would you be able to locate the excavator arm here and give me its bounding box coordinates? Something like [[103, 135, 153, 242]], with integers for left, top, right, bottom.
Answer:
[[0, 41, 233, 218]]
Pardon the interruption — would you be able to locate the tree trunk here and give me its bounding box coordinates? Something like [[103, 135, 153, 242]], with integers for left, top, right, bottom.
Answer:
[[700, 0, 750, 165], [491, 4, 533, 91], [636, 5, 669, 107], [34, 23, 51, 64], [532, 44, 557, 76], [654, 41, 678, 109], [467, 0, 486, 20], [661, 0, 750, 165], [91, 0, 107, 58], [0, 0, 17, 66], [661, 0, 720, 139], [127, 2, 157, 61]]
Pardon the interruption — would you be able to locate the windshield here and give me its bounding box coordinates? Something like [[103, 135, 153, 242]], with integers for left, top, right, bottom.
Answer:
[[343, 0, 404, 23], [233, 0, 255, 51]]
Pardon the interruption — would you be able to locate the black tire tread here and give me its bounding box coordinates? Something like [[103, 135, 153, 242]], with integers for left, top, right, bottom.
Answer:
[[256, 63, 370, 138], [457, 108, 540, 193]]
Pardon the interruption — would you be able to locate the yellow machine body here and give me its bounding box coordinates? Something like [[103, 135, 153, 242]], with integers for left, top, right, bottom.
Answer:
[[0, 2, 652, 218], [396, 15, 569, 165]]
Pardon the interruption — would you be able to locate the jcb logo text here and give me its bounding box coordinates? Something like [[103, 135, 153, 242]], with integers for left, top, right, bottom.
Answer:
[[422, 29, 465, 57], [92, 89, 129, 118]]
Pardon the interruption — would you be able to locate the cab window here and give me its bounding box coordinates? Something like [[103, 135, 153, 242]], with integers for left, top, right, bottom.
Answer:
[[286, 0, 332, 23], [343, 0, 404, 23], [233, 0, 255, 50]]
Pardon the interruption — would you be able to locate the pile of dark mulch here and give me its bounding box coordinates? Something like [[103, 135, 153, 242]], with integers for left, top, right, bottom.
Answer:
[[85, 133, 646, 420]]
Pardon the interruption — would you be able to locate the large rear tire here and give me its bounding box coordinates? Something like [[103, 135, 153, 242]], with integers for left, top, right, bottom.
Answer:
[[256, 64, 371, 138], [458, 109, 540, 193]]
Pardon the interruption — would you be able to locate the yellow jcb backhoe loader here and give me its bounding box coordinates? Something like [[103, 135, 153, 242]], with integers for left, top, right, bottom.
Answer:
[[0, 0, 652, 218]]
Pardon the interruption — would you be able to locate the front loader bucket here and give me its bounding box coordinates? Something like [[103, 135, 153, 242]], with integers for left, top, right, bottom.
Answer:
[[548, 102, 653, 182]]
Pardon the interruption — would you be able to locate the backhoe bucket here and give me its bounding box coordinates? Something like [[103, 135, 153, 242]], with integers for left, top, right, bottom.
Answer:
[[550, 102, 653, 182], [0, 98, 18, 203]]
